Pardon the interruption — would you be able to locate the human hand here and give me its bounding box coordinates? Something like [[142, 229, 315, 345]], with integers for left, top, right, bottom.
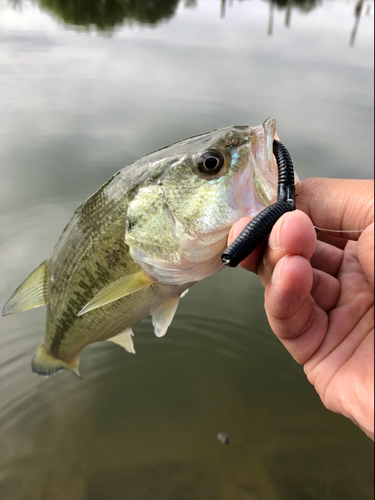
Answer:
[[228, 178, 374, 439]]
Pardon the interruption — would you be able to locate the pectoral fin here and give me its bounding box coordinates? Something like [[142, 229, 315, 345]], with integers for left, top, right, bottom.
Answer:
[[77, 271, 154, 317], [151, 295, 181, 338], [107, 328, 135, 354], [3, 260, 49, 316]]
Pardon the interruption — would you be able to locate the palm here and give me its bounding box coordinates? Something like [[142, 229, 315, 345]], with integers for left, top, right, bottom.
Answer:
[[229, 179, 374, 438], [305, 234, 374, 435], [229, 210, 374, 438]]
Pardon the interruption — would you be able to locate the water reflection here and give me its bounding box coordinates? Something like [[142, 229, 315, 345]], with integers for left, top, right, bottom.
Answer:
[[46, 0, 180, 28], [6, 0, 371, 45], [0, 0, 373, 497], [285, 0, 293, 27], [350, 0, 364, 46], [264, 0, 370, 44], [215, 0, 321, 19], [268, 0, 275, 35], [9, 0, 180, 29], [270, 0, 317, 12]]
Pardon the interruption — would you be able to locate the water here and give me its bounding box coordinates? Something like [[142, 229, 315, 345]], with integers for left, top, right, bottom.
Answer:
[[0, 0, 373, 498]]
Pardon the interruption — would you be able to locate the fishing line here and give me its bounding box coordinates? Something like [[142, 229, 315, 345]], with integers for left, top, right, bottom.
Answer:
[[314, 226, 365, 234]]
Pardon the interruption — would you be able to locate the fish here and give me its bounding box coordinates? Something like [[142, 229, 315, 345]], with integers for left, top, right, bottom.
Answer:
[[3, 117, 280, 378]]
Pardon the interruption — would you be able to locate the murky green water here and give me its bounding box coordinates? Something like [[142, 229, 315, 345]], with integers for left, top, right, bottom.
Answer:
[[0, 0, 373, 498]]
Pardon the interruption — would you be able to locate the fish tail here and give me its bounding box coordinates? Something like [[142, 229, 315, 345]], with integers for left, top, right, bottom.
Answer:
[[31, 344, 81, 379]]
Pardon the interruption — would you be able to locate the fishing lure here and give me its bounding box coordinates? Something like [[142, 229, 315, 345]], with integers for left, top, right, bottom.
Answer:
[[221, 140, 296, 267]]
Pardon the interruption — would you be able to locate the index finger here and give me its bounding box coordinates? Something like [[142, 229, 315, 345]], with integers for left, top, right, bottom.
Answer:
[[296, 178, 374, 239]]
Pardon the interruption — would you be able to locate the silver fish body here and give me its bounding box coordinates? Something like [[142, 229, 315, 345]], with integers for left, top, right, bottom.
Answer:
[[3, 117, 279, 377]]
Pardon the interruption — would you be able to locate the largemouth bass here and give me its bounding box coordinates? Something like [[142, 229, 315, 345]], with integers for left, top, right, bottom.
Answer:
[[3, 117, 280, 377]]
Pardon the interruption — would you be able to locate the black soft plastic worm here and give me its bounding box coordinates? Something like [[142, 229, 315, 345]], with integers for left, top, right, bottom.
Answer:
[[221, 140, 296, 267]]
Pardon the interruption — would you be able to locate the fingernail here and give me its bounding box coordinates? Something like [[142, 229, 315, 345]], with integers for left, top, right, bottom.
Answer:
[[271, 258, 284, 284], [228, 225, 235, 245], [268, 218, 283, 249]]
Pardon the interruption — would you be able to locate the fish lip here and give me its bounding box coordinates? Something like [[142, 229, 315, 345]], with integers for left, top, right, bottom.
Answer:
[[264, 116, 277, 170], [249, 117, 278, 207]]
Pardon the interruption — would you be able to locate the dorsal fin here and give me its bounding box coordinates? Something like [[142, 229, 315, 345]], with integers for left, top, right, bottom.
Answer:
[[107, 328, 135, 354], [2, 260, 50, 316], [77, 271, 154, 317]]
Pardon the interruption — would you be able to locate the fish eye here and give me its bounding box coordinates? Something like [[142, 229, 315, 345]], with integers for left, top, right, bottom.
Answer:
[[197, 151, 225, 175]]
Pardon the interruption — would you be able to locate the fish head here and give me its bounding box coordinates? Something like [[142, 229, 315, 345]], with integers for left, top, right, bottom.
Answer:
[[125, 117, 279, 285]]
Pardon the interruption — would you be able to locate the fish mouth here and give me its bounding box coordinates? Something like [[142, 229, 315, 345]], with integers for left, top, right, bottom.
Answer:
[[250, 116, 279, 207], [228, 117, 278, 217]]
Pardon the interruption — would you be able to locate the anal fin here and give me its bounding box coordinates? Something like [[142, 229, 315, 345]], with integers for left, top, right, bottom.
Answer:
[[3, 260, 49, 316], [78, 271, 154, 317], [151, 295, 181, 338], [107, 328, 135, 354]]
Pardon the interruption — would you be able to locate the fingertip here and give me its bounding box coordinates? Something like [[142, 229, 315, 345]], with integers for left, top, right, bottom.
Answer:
[[227, 217, 263, 273], [270, 210, 316, 260], [228, 217, 252, 245], [239, 240, 266, 273]]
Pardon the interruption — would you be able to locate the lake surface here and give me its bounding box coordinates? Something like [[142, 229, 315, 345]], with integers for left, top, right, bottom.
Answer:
[[0, 0, 373, 499]]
